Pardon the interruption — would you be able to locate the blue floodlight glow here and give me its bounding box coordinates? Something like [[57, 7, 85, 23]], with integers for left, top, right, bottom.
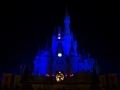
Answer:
[[33, 13, 97, 76]]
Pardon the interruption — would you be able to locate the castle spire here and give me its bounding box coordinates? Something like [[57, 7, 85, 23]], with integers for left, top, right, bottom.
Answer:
[[58, 27, 61, 35], [64, 5, 70, 35], [54, 27, 56, 35], [65, 4, 68, 16], [69, 41, 77, 56]]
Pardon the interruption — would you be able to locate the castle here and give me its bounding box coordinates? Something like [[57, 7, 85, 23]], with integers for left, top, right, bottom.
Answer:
[[33, 10, 98, 78], [1, 9, 119, 90]]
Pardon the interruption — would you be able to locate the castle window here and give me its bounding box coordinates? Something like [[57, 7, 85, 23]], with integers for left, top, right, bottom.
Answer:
[[56, 71, 64, 82], [58, 53, 62, 57], [58, 34, 61, 39], [58, 37, 60, 39]]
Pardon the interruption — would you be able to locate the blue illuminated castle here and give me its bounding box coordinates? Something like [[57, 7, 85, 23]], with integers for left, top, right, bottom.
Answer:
[[2, 8, 120, 90], [33, 11, 98, 77]]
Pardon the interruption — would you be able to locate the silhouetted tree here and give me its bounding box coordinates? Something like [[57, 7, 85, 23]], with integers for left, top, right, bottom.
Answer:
[[91, 66, 100, 90], [22, 65, 29, 81]]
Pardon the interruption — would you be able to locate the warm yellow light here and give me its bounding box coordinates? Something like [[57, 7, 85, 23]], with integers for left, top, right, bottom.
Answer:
[[56, 71, 64, 82], [70, 74, 74, 77]]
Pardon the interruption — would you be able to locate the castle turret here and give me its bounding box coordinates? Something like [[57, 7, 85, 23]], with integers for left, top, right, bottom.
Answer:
[[64, 7, 70, 35], [44, 39, 51, 56], [69, 41, 78, 74], [52, 27, 57, 55], [34, 46, 41, 76], [35, 46, 41, 59], [69, 41, 77, 56], [39, 39, 51, 76]]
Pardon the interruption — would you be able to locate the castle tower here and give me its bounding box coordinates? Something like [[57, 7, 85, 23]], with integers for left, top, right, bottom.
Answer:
[[69, 41, 78, 74], [40, 39, 51, 76], [34, 46, 41, 76], [64, 6, 70, 35], [57, 27, 61, 39], [63, 8, 72, 55], [44, 39, 50, 56]]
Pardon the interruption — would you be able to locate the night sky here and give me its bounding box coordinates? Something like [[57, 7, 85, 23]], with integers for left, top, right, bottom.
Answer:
[[0, 1, 120, 78]]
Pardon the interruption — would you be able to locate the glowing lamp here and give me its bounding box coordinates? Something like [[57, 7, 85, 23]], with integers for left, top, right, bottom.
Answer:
[[58, 37, 60, 39], [56, 71, 64, 82], [58, 53, 62, 57]]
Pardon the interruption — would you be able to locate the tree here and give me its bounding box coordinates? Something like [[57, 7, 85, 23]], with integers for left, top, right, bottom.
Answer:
[[22, 65, 29, 81]]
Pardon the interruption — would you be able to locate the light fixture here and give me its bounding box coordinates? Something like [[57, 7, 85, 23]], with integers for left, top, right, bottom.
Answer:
[[56, 71, 64, 82], [58, 53, 62, 57], [46, 74, 49, 76], [58, 37, 60, 39]]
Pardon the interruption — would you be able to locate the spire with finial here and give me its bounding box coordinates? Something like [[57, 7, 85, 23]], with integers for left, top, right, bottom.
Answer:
[[65, 4, 69, 16], [64, 4, 70, 35], [69, 41, 77, 56]]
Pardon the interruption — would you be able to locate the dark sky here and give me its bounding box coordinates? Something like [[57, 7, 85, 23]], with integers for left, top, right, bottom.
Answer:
[[0, 1, 120, 77]]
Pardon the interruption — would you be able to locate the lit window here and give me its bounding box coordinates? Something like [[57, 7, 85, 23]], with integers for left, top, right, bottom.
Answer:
[[70, 74, 74, 77], [58, 37, 60, 39], [58, 53, 62, 57]]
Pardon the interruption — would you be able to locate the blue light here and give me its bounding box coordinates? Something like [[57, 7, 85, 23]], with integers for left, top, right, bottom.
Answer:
[[58, 53, 62, 57], [33, 13, 96, 76]]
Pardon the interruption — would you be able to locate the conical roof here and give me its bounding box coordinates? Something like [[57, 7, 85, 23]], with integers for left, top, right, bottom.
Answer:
[[56, 43, 64, 54], [37, 45, 41, 56]]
